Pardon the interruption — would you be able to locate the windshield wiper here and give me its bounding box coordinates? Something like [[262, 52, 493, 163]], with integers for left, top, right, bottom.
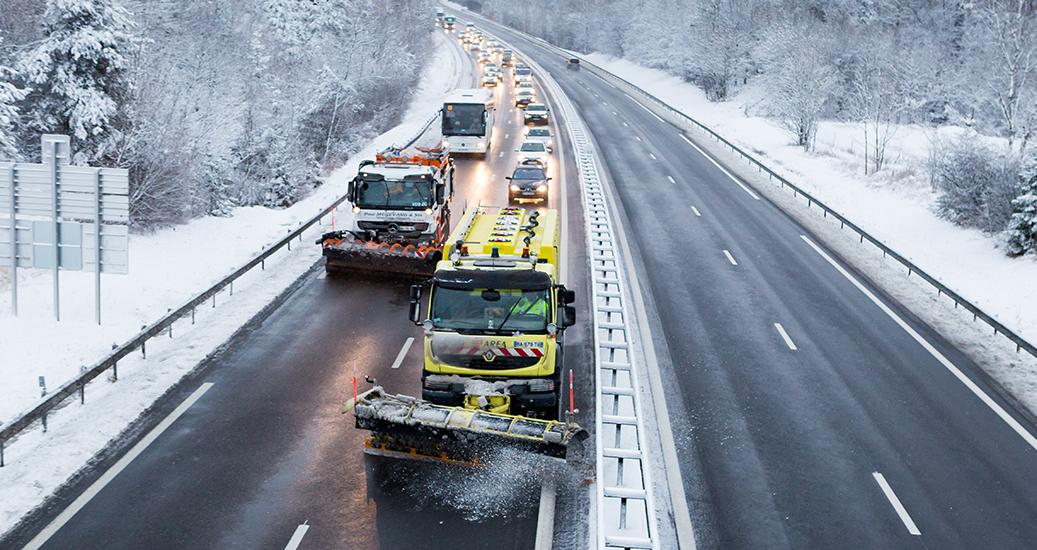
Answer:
[[496, 297, 542, 333]]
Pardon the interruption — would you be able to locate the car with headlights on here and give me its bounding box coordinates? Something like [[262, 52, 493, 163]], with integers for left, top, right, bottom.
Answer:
[[507, 161, 551, 204], [516, 140, 550, 169], [524, 127, 553, 152], [523, 103, 549, 125]]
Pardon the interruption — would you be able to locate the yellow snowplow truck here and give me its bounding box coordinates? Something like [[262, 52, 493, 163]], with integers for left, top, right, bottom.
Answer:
[[343, 206, 585, 462], [410, 206, 575, 419], [317, 146, 454, 277]]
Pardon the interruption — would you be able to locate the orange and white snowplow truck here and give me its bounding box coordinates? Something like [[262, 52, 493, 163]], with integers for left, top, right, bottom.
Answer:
[[317, 146, 454, 276]]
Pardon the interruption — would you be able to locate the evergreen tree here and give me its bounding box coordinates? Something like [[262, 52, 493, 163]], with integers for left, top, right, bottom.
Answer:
[[1006, 160, 1037, 256], [202, 155, 236, 217], [19, 0, 134, 163], [0, 38, 26, 160]]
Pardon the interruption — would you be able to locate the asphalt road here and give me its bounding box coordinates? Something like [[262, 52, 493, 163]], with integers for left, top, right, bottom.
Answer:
[[6, 34, 594, 550], [469, 13, 1037, 550]]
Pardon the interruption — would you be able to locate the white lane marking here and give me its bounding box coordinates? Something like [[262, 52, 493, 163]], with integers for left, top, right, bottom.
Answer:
[[612, 111, 618, 116], [774, 323, 797, 350], [667, 176, 676, 184], [533, 480, 557, 550], [284, 522, 311, 550], [691, 206, 702, 217], [24, 383, 215, 550], [872, 473, 921, 536], [505, 133, 509, 138], [648, 153, 657, 160], [723, 250, 738, 266], [391, 337, 416, 369], [634, 136, 642, 142], [499, 151, 504, 158], [622, 121, 629, 127], [801, 235, 1037, 451], [678, 133, 760, 200], [602, 101, 608, 106], [624, 93, 665, 122]]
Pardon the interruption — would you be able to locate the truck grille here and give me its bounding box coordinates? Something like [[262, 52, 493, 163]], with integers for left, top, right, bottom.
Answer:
[[439, 355, 540, 370], [357, 221, 430, 232]]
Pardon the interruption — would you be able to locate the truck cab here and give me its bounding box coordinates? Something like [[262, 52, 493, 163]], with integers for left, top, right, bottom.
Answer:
[[410, 207, 575, 419]]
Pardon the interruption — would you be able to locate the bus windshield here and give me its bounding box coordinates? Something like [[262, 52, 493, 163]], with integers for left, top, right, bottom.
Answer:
[[432, 287, 550, 333], [354, 177, 432, 209], [443, 103, 487, 136]]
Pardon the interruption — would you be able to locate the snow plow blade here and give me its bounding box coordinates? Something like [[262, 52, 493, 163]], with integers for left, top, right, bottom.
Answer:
[[318, 231, 442, 278], [342, 387, 587, 463]]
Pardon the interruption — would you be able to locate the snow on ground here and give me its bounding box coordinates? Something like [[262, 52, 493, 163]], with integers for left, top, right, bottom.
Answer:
[[580, 54, 1037, 413], [0, 31, 471, 537], [584, 53, 1037, 346], [0, 33, 462, 425]]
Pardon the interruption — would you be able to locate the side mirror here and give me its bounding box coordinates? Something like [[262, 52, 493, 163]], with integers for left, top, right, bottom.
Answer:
[[505, 176, 513, 181], [561, 289, 575, 304], [546, 177, 553, 181], [435, 183, 446, 205], [560, 305, 576, 328], [408, 285, 422, 324], [347, 177, 356, 198]]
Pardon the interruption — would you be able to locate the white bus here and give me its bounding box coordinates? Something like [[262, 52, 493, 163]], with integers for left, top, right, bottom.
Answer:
[[441, 89, 494, 157]]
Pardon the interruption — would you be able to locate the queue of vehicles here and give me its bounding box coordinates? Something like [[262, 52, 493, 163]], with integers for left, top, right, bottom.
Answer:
[[334, 19, 579, 465]]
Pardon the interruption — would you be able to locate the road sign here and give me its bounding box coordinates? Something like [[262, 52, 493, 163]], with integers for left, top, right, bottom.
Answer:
[[0, 135, 130, 323]]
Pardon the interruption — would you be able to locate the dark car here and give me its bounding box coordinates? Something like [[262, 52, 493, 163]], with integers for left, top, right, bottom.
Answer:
[[507, 162, 551, 204], [567, 57, 580, 70]]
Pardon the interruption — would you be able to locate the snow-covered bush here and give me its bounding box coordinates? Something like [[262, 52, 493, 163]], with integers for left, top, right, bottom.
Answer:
[[1005, 160, 1037, 256], [934, 138, 1019, 233]]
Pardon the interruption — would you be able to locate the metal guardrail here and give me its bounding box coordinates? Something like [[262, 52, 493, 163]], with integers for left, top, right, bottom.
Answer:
[[486, 25, 1037, 363], [0, 112, 443, 467], [467, 19, 661, 549], [563, 54, 1037, 361]]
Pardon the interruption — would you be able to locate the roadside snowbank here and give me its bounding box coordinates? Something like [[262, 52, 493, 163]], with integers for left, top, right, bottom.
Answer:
[[0, 34, 463, 425], [0, 31, 471, 537], [584, 53, 1037, 346]]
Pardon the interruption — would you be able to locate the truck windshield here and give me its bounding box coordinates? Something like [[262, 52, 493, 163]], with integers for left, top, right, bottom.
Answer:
[[355, 177, 432, 209], [443, 103, 487, 136], [432, 287, 550, 333]]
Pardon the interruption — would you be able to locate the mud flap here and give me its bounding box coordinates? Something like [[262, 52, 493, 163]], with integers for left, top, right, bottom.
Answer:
[[343, 387, 587, 463]]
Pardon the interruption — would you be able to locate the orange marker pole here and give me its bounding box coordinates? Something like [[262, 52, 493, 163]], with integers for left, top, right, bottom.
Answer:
[[568, 369, 574, 415], [331, 207, 335, 232], [352, 362, 358, 404]]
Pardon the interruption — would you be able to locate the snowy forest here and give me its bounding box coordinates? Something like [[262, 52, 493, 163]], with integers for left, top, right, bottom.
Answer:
[[0, 0, 434, 227], [471, 0, 1037, 256]]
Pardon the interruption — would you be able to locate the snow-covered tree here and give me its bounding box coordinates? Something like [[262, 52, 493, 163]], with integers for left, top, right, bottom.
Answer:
[[0, 39, 27, 160], [757, 24, 837, 150], [1006, 159, 1037, 255], [19, 0, 135, 164]]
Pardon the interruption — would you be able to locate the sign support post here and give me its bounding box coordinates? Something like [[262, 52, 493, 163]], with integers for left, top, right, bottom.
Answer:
[[94, 168, 102, 325], [7, 164, 15, 316], [49, 139, 60, 322]]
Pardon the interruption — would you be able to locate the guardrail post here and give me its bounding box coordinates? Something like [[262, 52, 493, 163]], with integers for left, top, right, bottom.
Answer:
[[230, 281, 234, 296], [261, 259, 265, 271], [191, 307, 196, 324], [42, 413, 47, 433], [212, 293, 216, 308], [1, 440, 4, 467], [168, 309, 173, 337]]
